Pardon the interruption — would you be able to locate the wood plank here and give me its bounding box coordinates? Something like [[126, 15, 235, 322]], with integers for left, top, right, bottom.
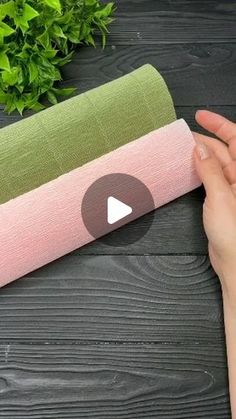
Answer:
[[115, 0, 235, 13], [0, 256, 224, 343], [106, 0, 236, 45], [63, 44, 236, 107], [0, 342, 229, 418]]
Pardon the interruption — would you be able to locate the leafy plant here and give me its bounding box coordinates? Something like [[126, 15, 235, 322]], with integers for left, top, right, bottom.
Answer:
[[0, 0, 115, 114]]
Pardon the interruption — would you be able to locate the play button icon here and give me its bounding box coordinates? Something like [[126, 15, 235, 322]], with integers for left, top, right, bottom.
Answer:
[[81, 173, 155, 246], [107, 196, 132, 225]]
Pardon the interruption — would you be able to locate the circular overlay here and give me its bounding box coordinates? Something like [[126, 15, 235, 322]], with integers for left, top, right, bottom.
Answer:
[[81, 173, 155, 246]]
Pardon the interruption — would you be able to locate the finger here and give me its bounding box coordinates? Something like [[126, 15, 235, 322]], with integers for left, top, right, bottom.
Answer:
[[195, 110, 236, 145], [193, 132, 231, 168], [228, 138, 236, 162], [194, 141, 231, 199], [193, 132, 236, 185], [223, 161, 236, 186]]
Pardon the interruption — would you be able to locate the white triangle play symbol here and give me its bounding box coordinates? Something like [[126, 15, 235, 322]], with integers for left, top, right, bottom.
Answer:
[[107, 196, 132, 225]]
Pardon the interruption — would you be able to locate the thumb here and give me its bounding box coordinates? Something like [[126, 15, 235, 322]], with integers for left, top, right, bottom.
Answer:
[[194, 141, 230, 199]]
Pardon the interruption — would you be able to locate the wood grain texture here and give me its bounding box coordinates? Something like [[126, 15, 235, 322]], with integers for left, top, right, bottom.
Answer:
[[0, 256, 224, 343], [62, 44, 236, 107], [0, 0, 234, 416], [106, 0, 236, 45], [0, 342, 230, 418]]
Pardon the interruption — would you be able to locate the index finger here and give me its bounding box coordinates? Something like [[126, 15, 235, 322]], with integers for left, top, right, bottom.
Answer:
[[195, 110, 236, 145]]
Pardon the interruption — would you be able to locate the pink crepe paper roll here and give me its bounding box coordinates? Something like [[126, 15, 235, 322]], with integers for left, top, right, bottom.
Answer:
[[0, 119, 201, 287]]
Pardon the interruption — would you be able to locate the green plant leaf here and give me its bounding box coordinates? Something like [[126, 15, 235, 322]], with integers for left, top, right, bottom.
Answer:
[[85, 0, 98, 6], [30, 101, 45, 112], [28, 60, 38, 83], [86, 33, 96, 47], [95, 3, 114, 18], [42, 0, 61, 13], [0, 51, 10, 71], [4, 92, 17, 114], [0, 0, 115, 114], [2, 66, 19, 86], [56, 8, 73, 25], [0, 21, 15, 38], [13, 4, 39, 33], [0, 1, 14, 20], [15, 97, 25, 115], [47, 89, 58, 105], [23, 4, 39, 22], [52, 24, 66, 39], [52, 87, 77, 96], [37, 30, 50, 49], [0, 89, 7, 103], [51, 51, 74, 66], [43, 49, 58, 59], [15, 84, 24, 93]]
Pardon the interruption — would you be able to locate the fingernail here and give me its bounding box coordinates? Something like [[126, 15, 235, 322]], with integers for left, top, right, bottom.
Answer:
[[195, 142, 211, 160], [196, 109, 205, 115]]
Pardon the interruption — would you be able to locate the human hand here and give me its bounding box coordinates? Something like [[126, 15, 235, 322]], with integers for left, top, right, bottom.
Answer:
[[193, 110, 236, 300]]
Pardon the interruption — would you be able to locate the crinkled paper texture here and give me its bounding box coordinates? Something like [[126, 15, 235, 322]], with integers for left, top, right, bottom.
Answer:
[[0, 64, 176, 204], [0, 119, 200, 287]]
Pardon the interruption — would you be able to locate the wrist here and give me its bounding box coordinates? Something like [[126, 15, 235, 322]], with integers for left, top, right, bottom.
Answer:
[[215, 262, 236, 310], [221, 280, 236, 314]]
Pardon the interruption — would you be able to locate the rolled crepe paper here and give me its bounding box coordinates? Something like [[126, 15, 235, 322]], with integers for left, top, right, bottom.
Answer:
[[0, 119, 200, 288], [0, 64, 176, 205]]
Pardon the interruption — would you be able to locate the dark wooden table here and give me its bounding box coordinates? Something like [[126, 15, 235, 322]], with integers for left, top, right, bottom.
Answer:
[[0, 1, 235, 417]]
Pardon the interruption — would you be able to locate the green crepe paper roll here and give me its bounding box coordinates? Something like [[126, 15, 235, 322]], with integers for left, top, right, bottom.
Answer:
[[0, 64, 176, 204]]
